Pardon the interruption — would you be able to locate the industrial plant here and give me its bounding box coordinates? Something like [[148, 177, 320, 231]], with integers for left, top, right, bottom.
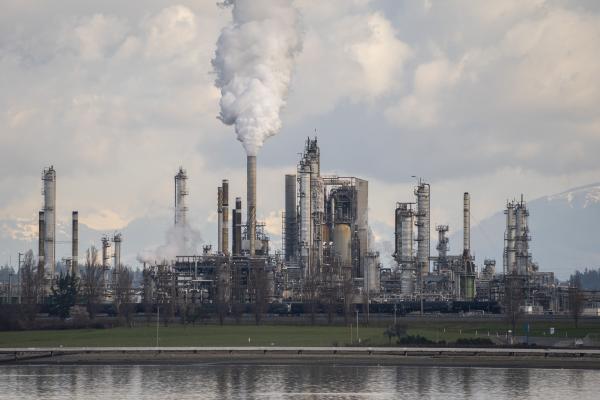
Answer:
[[0, 138, 594, 317]]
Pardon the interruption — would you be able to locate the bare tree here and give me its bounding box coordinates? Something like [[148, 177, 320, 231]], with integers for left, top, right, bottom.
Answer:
[[113, 264, 134, 326], [250, 264, 269, 325], [503, 273, 524, 338], [342, 268, 354, 325], [20, 250, 42, 321], [303, 272, 320, 325], [569, 276, 585, 328], [80, 246, 104, 319]]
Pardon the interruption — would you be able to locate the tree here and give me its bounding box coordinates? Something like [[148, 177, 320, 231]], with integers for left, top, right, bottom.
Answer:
[[303, 272, 320, 325], [80, 246, 105, 319], [20, 250, 42, 321], [113, 264, 134, 326], [383, 323, 407, 345], [569, 276, 585, 328], [49, 272, 79, 320], [250, 263, 269, 325], [503, 273, 524, 337]]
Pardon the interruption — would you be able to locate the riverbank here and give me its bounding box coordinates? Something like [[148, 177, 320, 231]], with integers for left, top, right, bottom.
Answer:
[[3, 347, 600, 369], [2, 322, 599, 348]]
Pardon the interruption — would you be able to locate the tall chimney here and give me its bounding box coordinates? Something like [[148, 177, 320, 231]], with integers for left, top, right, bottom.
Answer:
[[217, 186, 223, 253], [72, 211, 78, 276], [247, 155, 257, 256], [463, 192, 470, 255], [42, 166, 56, 278], [222, 179, 229, 256], [38, 211, 45, 271], [233, 197, 242, 256]]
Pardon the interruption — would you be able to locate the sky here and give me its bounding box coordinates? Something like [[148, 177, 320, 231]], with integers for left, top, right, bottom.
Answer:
[[1, 0, 599, 268]]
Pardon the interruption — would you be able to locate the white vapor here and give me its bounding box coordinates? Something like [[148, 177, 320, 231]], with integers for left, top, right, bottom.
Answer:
[[212, 0, 303, 156], [137, 225, 202, 264]]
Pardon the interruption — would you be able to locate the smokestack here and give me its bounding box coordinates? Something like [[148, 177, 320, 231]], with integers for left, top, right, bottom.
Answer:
[[463, 192, 470, 254], [42, 166, 56, 278], [247, 155, 257, 256], [217, 186, 223, 253], [38, 211, 45, 270], [233, 197, 242, 256], [222, 179, 229, 256], [72, 211, 78, 276]]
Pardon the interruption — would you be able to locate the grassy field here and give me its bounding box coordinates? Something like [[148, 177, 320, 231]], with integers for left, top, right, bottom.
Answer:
[[1, 319, 599, 347]]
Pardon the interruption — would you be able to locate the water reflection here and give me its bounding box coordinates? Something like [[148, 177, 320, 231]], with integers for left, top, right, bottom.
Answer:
[[0, 364, 598, 399]]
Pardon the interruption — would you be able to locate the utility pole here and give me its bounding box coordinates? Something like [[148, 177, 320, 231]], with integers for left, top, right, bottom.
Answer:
[[394, 303, 397, 325]]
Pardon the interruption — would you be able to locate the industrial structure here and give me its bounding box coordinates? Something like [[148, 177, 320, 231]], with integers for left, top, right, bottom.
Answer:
[[1, 143, 576, 317]]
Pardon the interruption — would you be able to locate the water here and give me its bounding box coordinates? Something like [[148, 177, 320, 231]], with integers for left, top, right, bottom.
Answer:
[[0, 364, 598, 399]]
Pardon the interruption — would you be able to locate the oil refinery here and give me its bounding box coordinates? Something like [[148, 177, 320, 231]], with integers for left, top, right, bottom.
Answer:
[[11, 135, 589, 317]]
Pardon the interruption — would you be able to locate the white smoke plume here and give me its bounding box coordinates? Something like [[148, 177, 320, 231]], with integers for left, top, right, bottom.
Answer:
[[212, 0, 302, 156], [137, 225, 202, 264]]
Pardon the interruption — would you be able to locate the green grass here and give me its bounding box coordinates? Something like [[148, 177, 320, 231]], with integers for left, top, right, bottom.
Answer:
[[1, 320, 599, 348]]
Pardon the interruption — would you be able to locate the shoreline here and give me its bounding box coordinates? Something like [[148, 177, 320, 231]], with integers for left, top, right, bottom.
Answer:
[[2, 347, 600, 369]]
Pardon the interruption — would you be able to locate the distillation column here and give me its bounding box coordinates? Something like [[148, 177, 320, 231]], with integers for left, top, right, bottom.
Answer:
[[174, 167, 188, 227]]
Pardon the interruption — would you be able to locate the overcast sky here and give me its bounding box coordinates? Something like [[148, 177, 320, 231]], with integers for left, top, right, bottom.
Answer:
[[1, 0, 599, 264]]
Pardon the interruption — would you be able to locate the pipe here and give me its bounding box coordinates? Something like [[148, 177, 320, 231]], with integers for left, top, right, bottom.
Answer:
[[72, 211, 78, 276], [222, 179, 229, 256], [247, 155, 256, 256], [463, 192, 470, 254]]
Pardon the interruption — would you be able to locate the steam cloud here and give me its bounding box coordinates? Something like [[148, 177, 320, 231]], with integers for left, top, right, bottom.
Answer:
[[212, 0, 302, 156], [137, 224, 202, 264]]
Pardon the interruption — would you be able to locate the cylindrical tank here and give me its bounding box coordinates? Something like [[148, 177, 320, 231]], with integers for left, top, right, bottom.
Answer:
[[113, 233, 122, 269], [400, 268, 415, 295], [415, 182, 430, 276], [298, 168, 311, 266], [217, 186, 223, 254], [333, 224, 351, 267], [174, 167, 188, 226], [463, 192, 470, 254], [42, 166, 56, 278], [222, 179, 229, 256], [247, 155, 257, 256], [233, 197, 242, 256], [394, 203, 414, 266], [505, 202, 516, 273], [38, 211, 45, 270], [72, 211, 78, 276], [284, 174, 297, 261]]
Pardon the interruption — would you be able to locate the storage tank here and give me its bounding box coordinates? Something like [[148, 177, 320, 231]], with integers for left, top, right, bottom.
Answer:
[[333, 223, 352, 267]]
